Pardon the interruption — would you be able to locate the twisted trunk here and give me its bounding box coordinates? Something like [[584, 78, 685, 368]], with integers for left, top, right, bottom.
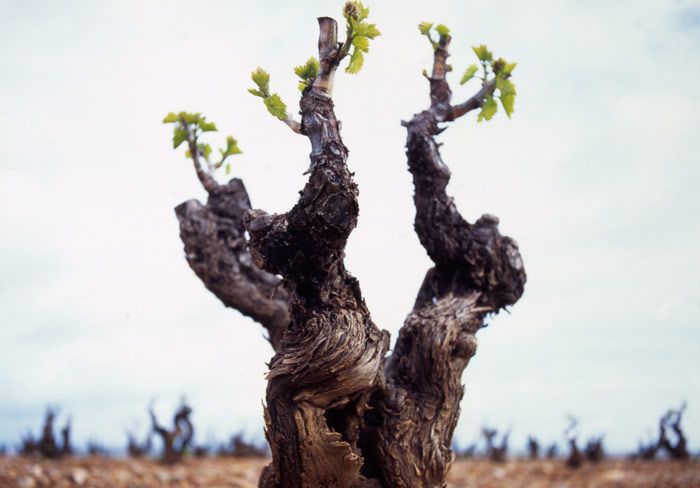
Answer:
[[173, 18, 525, 488], [248, 19, 388, 488]]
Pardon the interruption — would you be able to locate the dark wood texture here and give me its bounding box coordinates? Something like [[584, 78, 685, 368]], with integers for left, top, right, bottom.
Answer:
[[176, 178, 290, 351], [173, 19, 525, 488]]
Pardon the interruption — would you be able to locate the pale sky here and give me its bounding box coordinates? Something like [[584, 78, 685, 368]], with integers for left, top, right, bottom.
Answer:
[[1, 0, 699, 455]]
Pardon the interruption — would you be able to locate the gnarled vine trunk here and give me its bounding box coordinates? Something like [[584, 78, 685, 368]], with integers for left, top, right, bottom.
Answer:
[[175, 17, 525, 488]]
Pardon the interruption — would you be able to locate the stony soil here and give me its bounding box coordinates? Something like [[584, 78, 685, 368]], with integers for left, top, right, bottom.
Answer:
[[0, 456, 698, 488]]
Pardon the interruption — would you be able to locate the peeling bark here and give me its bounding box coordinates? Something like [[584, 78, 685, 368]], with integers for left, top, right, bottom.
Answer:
[[247, 18, 389, 488]]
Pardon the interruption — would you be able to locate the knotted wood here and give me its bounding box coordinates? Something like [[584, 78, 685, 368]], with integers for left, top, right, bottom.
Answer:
[[173, 18, 525, 488], [246, 18, 388, 488], [175, 178, 290, 350], [360, 32, 526, 487]]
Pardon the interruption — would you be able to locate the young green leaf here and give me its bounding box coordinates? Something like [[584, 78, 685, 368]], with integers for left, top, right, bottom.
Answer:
[[352, 35, 369, 52], [499, 92, 515, 118], [472, 44, 493, 62], [346, 49, 365, 74], [460, 64, 479, 85], [352, 19, 381, 39], [163, 112, 178, 124], [496, 76, 516, 96], [294, 57, 319, 81], [249, 68, 287, 119], [435, 24, 450, 36], [180, 112, 201, 124], [172, 126, 188, 149], [294, 57, 319, 92], [496, 76, 517, 117], [250, 68, 271, 97], [198, 143, 212, 160], [492, 59, 504, 75], [223, 136, 242, 157], [343, 1, 369, 22], [264, 93, 287, 120], [198, 119, 217, 132], [417, 21, 438, 50], [225, 162, 231, 175], [477, 96, 498, 122], [164, 110, 241, 176], [418, 21, 433, 35], [342, 1, 380, 74], [492, 58, 516, 77]]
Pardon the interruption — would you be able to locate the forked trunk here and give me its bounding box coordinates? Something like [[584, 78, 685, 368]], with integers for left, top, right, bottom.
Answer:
[[174, 15, 525, 488]]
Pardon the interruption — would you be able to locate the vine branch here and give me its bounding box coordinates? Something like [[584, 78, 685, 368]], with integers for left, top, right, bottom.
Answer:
[[364, 29, 526, 487]]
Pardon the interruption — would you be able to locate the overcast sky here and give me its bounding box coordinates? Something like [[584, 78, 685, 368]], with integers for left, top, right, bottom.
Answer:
[[1, 0, 699, 454]]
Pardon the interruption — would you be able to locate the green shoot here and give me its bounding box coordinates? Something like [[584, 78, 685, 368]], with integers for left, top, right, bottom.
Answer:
[[163, 111, 241, 175], [418, 21, 450, 51], [418, 22, 518, 122], [294, 57, 320, 92], [342, 1, 381, 74], [248, 68, 289, 121], [465, 47, 517, 121]]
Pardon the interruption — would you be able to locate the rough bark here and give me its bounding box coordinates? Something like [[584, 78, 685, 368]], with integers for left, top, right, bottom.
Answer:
[[358, 33, 525, 488], [175, 177, 290, 350], [248, 18, 389, 488], [172, 17, 525, 488]]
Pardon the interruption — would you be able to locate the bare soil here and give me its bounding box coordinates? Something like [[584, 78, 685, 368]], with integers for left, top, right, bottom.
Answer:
[[0, 456, 698, 488]]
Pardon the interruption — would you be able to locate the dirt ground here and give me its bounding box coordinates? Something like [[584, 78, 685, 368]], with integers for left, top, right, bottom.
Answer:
[[1, 456, 699, 488]]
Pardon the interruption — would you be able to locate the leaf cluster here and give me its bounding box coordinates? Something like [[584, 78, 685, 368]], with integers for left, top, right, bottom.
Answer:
[[248, 68, 288, 121], [163, 111, 241, 175], [247, 2, 381, 122], [460, 44, 517, 121], [418, 22, 450, 51], [342, 1, 381, 74], [294, 57, 319, 92]]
